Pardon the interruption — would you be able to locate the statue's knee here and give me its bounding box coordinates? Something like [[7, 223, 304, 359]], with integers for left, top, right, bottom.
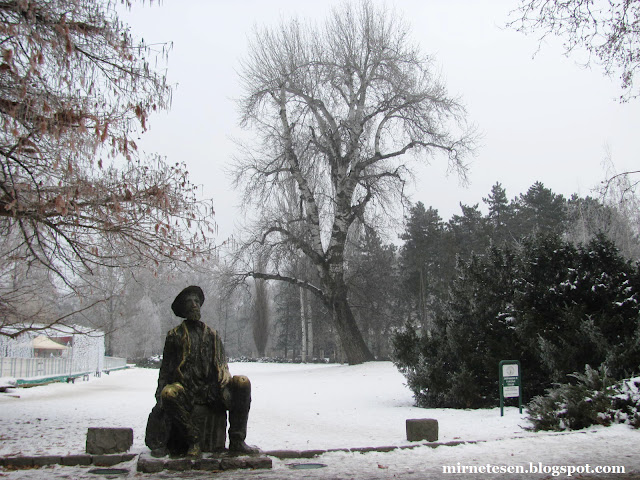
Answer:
[[161, 383, 185, 401], [231, 375, 251, 390], [229, 375, 251, 411]]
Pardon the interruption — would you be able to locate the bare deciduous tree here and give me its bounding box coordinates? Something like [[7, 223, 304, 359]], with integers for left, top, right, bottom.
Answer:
[[509, 0, 640, 101], [0, 0, 216, 336], [232, 0, 475, 364]]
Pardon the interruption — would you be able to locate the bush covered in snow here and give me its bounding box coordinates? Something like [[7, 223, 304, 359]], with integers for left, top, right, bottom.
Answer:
[[393, 234, 640, 409], [132, 355, 163, 369], [527, 365, 640, 431]]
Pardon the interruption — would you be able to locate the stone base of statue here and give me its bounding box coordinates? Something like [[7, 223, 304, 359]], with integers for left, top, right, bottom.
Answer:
[[137, 451, 272, 473]]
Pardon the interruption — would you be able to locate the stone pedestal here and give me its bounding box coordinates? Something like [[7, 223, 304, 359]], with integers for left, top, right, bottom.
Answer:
[[137, 452, 272, 473], [86, 428, 133, 454], [406, 418, 438, 442]]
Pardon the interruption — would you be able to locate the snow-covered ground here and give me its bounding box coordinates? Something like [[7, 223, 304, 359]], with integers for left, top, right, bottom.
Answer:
[[1, 362, 638, 479]]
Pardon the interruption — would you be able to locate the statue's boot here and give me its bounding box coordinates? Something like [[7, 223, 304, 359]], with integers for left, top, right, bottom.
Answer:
[[228, 411, 259, 454], [227, 375, 259, 454]]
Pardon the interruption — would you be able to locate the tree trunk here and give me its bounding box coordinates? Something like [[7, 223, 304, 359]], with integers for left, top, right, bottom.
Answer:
[[300, 286, 307, 363], [331, 288, 375, 365], [307, 293, 313, 361], [253, 278, 269, 357]]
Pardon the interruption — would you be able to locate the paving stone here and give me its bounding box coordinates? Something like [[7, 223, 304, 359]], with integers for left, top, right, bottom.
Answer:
[[245, 456, 273, 469], [296, 449, 326, 458], [92, 454, 128, 467], [3, 457, 34, 468], [374, 446, 397, 453], [443, 440, 467, 447], [397, 444, 420, 450], [165, 457, 192, 471], [264, 449, 303, 459], [221, 457, 248, 470], [194, 457, 222, 471], [350, 446, 379, 453], [61, 454, 93, 466], [137, 455, 165, 473], [31, 456, 62, 467], [406, 418, 439, 442]]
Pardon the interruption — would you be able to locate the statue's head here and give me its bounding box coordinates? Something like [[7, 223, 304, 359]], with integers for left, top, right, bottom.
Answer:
[[171, 285, 205, 321]]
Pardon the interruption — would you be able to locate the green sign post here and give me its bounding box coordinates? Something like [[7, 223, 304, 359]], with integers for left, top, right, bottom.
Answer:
[[499, 360, 522, 416]]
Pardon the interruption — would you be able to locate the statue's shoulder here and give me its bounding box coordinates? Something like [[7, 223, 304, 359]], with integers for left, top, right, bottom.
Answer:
[[166, 322, 186, 338], [203, 323, 220, 338]]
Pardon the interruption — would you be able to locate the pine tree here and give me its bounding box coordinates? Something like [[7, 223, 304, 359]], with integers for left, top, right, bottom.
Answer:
[[399, 203, 452, 330], [483, 182, 514, 245], [448, 203, 488, 259], [514, 182, 567, 236]]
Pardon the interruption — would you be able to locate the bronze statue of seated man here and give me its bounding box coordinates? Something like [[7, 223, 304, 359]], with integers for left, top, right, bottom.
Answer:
[[145, 286, 259, 457]]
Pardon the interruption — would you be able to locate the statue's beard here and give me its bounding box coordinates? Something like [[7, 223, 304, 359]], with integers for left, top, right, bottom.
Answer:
[[186, 310, 201, 322]]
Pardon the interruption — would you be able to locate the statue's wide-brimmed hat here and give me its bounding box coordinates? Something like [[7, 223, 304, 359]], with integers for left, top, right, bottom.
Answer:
[[171, 285, 205, 318]]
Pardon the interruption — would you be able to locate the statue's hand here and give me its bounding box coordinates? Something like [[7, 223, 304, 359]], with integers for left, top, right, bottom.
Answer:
[[161, 383, 185, 400]]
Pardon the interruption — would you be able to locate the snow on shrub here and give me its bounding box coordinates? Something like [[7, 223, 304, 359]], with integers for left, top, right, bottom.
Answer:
[[527, 365, 640, 431]]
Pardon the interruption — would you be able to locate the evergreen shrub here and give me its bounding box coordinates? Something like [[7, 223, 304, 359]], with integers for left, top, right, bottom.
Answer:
[[392, 234, 640, 409], [527, 366, 640, 431]]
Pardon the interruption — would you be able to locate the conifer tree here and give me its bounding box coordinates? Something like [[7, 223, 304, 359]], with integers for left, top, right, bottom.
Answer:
[[399, 202, 451, 329], [514, 182, 567, 236], [483, 182, 513, 245]]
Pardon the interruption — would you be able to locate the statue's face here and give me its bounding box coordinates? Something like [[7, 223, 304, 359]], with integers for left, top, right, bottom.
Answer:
[[184, 293, 201, 321]]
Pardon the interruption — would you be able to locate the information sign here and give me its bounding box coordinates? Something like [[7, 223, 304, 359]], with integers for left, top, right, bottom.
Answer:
[[499, 360, 522, 416]]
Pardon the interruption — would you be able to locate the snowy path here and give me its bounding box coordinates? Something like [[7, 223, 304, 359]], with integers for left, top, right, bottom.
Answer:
[[1, 362, 639, 479]]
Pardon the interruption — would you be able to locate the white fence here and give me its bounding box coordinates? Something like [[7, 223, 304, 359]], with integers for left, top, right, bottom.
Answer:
[[103, 356, 127, 372], [0, 356, 127, 383]]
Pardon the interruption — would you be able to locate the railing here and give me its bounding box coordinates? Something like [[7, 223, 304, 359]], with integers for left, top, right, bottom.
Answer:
[[103, 356, 127, 371], [0, 356, 127, 383]]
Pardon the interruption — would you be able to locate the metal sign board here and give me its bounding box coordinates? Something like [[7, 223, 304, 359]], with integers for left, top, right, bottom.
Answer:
[[499, 360, 522, 416]]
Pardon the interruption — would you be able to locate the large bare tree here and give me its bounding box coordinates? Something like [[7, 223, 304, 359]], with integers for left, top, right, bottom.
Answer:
[[232, 0, 475, 364], [0, 0, 215, 337]]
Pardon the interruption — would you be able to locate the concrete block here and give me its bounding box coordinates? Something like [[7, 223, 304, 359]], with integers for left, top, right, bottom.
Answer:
[[86, 427, 133, 454], [406, 418, 439, 442]]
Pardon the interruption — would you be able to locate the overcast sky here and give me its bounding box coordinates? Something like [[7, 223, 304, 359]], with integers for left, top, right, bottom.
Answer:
[[120, 0, 640, 243]]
